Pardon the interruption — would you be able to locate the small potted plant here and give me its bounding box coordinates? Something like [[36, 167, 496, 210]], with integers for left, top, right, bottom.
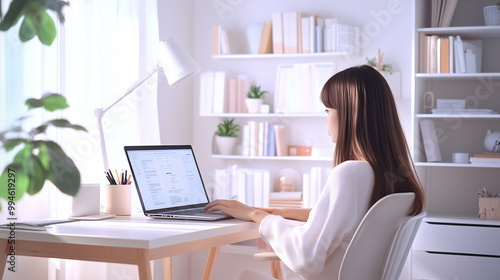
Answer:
[[484, 2, 500, 26], [214, 118, 240, 155], [245, 85, 268, 113]]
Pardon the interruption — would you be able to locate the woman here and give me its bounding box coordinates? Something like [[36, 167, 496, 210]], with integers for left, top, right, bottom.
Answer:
[[204, 65, 425, 280]]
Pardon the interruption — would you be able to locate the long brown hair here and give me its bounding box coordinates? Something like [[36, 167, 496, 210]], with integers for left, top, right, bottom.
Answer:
[[321, 65, 424, 215]]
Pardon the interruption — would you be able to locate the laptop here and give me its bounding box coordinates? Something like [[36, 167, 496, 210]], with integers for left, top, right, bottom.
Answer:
[[124, 145, 232, 221]]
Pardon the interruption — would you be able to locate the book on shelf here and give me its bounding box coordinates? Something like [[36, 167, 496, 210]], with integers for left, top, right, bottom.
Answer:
[[274, 124, 287, 157], [419, 119, 442, 162], [200, 72, 250, 114], [275, 62, 335, 113], [212, 24, 219, 55], [472, 154, 500, 158], [301, 16, 310, 53], [199, 71, 214, 115], [439, 37, 450, 73], [302, 166, 330, 208], [431, 0, 458, 28], [419, 34, 482, 74], [283, 11, 299, 54], [212, 71, 226, 114], [212, 24, 230, 55], [258, 20, 273, 54], [272, 12, 284, 54], [469, 155, 500, 164], [242, 121, 283, 157], [213, 166, 270, 207]]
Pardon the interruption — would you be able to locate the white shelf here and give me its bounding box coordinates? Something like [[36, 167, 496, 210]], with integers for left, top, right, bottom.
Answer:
[[212, 155, 331, 161], [415, 162, 500, 168], [213, 52, 351, 60], [415, 73, 500, 79], [416, 114, 500, 119], [424, 214, 500, 227], [202, 113, 325, 118], [417, 26, 500, 39]]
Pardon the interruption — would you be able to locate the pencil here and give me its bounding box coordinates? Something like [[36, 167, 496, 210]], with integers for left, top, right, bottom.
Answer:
[[127, 174, 132, 184], [115, 169, 120, 184]]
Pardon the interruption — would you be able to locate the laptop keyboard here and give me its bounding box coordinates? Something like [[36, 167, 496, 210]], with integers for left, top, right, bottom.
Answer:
[[168, 208, 206, 215]]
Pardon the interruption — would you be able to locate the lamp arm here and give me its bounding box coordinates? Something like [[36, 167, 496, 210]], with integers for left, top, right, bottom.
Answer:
[[94, 64, 160, 171]]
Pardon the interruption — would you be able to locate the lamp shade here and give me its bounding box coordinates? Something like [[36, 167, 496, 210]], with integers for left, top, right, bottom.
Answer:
[[158, 38, 200, 85]]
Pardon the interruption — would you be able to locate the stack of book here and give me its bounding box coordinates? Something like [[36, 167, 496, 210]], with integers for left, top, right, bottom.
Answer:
[[212, 12, 360, 55], [469, 154, 500, 165], [269, 191, 303, 208], [241, 121, 287, 157], [199, 71, 251, 115], [419, 34, 482, 74], [302, 166, 331, 208], [213, 165, 271, 208], [271, 12, 360, 55], [274, 62, 335, 114]]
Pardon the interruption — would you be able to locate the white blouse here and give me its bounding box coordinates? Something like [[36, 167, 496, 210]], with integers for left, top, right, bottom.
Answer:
[[259, 161, 374, 280]]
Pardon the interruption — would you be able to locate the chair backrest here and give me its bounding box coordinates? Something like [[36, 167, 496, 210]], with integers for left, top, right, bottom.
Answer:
[[338, 193, 425, 280]]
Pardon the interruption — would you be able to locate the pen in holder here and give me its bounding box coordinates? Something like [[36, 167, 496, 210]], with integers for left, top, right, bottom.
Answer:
[[104, 184, 131, 216]]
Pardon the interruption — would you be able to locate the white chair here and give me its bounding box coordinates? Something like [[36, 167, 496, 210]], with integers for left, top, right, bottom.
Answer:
[[249, 192, 425, 280]]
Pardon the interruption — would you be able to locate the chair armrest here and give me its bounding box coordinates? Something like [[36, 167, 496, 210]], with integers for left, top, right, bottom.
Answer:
[[254, 252, 280, 261]]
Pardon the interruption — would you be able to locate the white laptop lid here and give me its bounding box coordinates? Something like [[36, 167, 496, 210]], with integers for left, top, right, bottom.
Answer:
[[124, 145, 210, 214]]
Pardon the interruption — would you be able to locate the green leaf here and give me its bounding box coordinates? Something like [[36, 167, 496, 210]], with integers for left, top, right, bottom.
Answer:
[[29, 124, 48, 136], [25, 98, 44, 109], [19, 14, 36, 42], [70, 124, 87, 132], [3, 138, 26, 152], [32, 8, 56, 45], [45, 141, 80, 196], [36, 141, 51, 170], [40, 0, 69, 23], [0, 163, 28, 201], [46, 119, 87, 132], [0, 0, 28, 31], [41, 93, 69, 111], [26, 155, 47, 195]]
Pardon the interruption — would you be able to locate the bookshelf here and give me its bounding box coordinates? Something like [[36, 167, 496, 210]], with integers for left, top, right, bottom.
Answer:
[[212, 52, 351, 59], [412, 1, 500, 279]]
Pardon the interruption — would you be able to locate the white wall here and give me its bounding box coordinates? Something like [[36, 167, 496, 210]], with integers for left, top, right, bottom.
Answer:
[[156, 1, 415, 279]]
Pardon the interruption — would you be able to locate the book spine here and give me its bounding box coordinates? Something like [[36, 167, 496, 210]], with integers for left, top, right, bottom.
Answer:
[[419, 119, 442, 162]]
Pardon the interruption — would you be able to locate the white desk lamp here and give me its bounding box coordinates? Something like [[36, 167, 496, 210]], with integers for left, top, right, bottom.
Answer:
[[94, 38, 200, 171]]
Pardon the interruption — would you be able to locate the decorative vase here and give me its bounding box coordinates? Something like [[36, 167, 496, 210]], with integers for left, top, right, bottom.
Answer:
[[484, 6, 500, 26], [245, 98, 263, 114], [215, 135, 237, 155], [484, 130, 500, 152]]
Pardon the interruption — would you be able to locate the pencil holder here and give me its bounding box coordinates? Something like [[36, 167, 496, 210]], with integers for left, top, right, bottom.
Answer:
[[104, 184, 131, 216], [478, 197, 500, 220]]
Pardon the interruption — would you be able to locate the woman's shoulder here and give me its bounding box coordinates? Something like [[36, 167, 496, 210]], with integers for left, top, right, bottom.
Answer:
[[334, 160, 372, 173], [329, 160, 374, 180]]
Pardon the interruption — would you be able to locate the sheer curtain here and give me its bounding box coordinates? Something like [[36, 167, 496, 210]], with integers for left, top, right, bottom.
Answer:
[[55, 1, 161, 279]]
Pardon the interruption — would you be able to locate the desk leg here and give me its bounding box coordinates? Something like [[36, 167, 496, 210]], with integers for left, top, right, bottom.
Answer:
[[0, 239, 8, 275], [202, 246, 220, 280], [136, 249, 152, 280], [163, 257, 172, 280]]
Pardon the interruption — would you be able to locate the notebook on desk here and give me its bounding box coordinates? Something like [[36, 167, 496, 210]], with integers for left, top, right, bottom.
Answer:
[[124, 145, 232, 221]]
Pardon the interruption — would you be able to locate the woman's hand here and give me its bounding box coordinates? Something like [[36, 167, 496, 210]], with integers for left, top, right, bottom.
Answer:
[[204, 200, 269, 223]]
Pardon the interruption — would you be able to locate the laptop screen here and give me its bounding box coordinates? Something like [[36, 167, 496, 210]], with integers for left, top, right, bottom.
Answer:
[[124, 145, 209, 212]]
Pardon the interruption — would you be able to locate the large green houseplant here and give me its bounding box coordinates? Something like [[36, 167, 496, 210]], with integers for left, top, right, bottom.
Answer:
[[0, 94, 86, 207], [0, 0, 68, 46], [0, 0, 85, 210]]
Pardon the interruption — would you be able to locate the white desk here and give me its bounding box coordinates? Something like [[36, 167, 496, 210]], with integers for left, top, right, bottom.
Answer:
[[0, 216, 259, 280]]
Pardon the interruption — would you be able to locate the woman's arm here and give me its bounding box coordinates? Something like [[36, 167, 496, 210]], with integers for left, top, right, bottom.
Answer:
[[255, 207, 311, 222]]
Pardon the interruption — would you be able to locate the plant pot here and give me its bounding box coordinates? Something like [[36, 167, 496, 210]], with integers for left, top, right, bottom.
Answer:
[[245, 98, 263, 114], [215, 135, 237, 155], [484, 6, 500, 26]]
